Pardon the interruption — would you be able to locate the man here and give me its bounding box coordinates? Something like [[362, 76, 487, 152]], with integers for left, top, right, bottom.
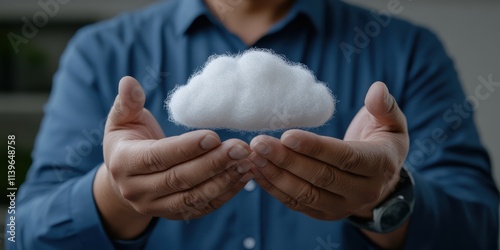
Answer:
[[8, 0, 499, 249]]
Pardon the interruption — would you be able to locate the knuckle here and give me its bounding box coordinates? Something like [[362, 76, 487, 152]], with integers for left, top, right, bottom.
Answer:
[[219, 170, 237, 187], [295, 184, 319, 206], [175, 143, 196, 161], [266, 168, 286, 183], [338, 144, 360, 172], [206, 201, 219, 211], [134, 204, 154, 215], [164, 170, 190, 191], [207, 153, 230, 173], [120, 187, 140, 201], [108, 153, 125, 178], [284, 196, 300, 210], [108, 164, 121, 179], [309, 141, 325, 158], [258, 179, 274, 191], [275, 152, 294, 169], [203, 184, 222, 199], [181, 191, 208, 211], [142, 145, 164, 172], [311, 166, 336, 188], [387, 97, 399, 115]]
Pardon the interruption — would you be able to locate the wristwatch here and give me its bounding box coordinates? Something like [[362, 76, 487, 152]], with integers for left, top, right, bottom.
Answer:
[[346, 167, 415, 234]]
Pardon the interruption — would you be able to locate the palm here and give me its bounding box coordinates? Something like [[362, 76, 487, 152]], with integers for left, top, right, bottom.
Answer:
[[112, 108, 165, 141]]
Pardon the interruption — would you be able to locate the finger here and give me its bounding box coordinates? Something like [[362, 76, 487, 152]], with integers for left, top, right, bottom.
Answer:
[[364, 82, 407, 132], [172, 171, 255, 220], [114, 130, 221, 175], [249, 137, 390, 203], [152, 166, 254, 220], [251, 170, 326, 219], [278, 130, 384, 177], [108, 76, 146, 126], [251, 163, 349, 220], [167, 139, 250, 188], [248, 137, 368, 197], [125, 139, 251, 193]]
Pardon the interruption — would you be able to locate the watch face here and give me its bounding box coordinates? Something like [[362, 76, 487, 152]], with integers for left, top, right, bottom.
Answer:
[[380, 201, 411, 230]]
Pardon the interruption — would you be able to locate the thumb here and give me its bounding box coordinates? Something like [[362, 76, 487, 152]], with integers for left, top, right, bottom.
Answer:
[[364, 81, 407, 132], [108, 76, 146, 125]]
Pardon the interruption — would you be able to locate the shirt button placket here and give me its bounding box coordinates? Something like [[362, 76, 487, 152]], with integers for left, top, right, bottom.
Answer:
[[244, 180, 256, 192], [242, 237, 256, 249]]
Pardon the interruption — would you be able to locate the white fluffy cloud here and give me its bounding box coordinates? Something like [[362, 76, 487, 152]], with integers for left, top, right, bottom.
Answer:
[[165, 49, 336, 131]]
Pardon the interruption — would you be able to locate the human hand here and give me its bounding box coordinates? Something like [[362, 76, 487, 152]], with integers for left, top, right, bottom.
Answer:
[[248, 82, 409, 220], [95, 77, 254, 238]]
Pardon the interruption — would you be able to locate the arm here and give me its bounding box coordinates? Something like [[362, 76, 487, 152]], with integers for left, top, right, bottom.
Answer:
[[95, 76, 254, 240], [6, 29, 117, 249], [247, 28, 498, 249], [397, 28, 499, 250], [8, 28, 255, 249], [352, 28, 499, 249]]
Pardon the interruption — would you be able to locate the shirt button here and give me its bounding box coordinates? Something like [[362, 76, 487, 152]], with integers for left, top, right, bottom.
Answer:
[[244, 180, 256, 192], [242, 237, 256, 249]]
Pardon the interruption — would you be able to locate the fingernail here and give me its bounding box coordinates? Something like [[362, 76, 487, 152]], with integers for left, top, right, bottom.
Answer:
[[200, 135, 220, 150], [239, 173, 254, 183], [251, 154, 267, 168], [282, 135, 299, 149], [229, 145, 250, 160], [253, 141, 270, 155], [236, 160, 253, 174]]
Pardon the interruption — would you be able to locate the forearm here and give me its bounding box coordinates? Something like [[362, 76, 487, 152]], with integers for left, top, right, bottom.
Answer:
[[93, 163, 153, 240], [8, 166, 115, 249], [404, 172, 498, 249], [355, 173, 409, 250], [358, 171, 499, 249]]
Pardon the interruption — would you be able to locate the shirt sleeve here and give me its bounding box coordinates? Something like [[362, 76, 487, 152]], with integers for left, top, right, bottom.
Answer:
[[399, 28, 499, 249], [5, 23, 153, 250]]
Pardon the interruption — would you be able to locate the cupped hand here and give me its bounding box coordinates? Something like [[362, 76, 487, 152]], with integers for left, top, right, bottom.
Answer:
[[95, 77, 255, 238], [248, 82, 409, 220]]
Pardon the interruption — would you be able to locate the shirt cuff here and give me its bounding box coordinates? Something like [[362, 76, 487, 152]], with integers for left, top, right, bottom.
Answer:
[[70, 165, 156, 250], [403, 170, 443, 249], [70, 166, 115, 249], [113, 218, 159, 249]]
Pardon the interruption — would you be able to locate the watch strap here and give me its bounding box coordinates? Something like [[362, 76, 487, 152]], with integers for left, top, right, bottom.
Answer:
[[346, 167, 415, 233]]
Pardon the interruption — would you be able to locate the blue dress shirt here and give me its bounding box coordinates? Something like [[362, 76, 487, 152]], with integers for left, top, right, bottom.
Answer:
[[6, 0, 499, 249]]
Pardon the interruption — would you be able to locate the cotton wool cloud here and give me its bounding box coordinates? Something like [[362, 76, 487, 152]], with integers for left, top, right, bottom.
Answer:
[[165, 49, 336, 131]]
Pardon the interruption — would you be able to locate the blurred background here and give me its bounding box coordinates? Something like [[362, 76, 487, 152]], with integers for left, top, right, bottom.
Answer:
[[0, 0, 499, 246]]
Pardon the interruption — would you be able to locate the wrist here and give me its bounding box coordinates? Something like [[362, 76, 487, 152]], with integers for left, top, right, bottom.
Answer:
[[347, 167, 415, 234], [352, 170, 401, 219], [93, 163, 152, 240]]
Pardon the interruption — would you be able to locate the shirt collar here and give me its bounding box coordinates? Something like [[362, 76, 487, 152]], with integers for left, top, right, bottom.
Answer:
[[174, 0, 325, 36], [291, 0, 325, 33], [174, 0, 210, 35]]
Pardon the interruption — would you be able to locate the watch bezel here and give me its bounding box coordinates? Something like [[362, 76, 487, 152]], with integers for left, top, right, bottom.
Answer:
[[346, 167, 415, 234]]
